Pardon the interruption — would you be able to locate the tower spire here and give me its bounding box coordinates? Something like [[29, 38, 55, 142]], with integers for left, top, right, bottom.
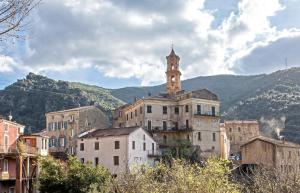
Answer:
[[166, 47, 181, 95]]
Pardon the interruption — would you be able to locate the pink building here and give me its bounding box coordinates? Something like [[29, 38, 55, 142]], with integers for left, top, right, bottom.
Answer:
[[0, 117, 48, 193], [0, 117, 24, 193]]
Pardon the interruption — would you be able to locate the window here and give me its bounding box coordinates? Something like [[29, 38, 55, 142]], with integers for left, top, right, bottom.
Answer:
[[132, 141, 135, 150], [212, 133, 216, 142], [289, 151, 291, 159], [9, 187, 14, 193], [197, 105, 201, 114], [54, 122, 58, 130], [198, 132, 202, 141], [115, 141, 120, 149], [113, 156, 119, 166], [152, 143, 155, 151], [229, 128, 232, 132], [143, 134, 146, 140], [238, 127, 241, 132], [143, 143, 146, 151], [95, 157, 99, 166], [147, 105, 152, 113], [185, 105, 189, 112], [126, 114, 128, 121], [174, 122, 178, 130], [163, 121, 167, 130], [163, 106, 167, 114], [95, 142, 99, 150], [135, 109, 137, 117], [186, 120, 189, 129], [147, 120, 152, 130], [175, 107, 179, 114], [4, 124, 8, 132], [4, 135, 8, 146], [80, 143, 84, 151], [212, 146, 215, 150], [63, 121, 68, 129], [131, 112, 133, 119], [140, 106, 143, 114], [163, 135, 167, 144], [58, 122, 62, 130], [211, 106, 216, 116], [3, 159, 8, 172], [60, 138, 65, 147], [187, 134, 190, 141], [81, 158, 84, 163]]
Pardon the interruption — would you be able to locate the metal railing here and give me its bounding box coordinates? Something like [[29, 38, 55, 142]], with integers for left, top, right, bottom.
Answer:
[[147, 150, 162, 157], [194, 112, 219, 117]]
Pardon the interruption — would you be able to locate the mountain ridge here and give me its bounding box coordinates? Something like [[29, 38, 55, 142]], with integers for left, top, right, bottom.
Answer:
[[1, 68, 300, 142]]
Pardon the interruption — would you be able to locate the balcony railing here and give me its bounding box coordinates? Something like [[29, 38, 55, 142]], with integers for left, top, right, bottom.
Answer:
[[151, 126, 192, 133], [147, 150, 162, 157], [0, 145, 38, 155], [194, 112, 219, 117]]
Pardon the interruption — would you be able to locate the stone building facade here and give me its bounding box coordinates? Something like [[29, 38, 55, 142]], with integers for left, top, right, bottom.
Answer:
[[222, 120, 260, 156], [113, 49, 226, 158], [241, 136, 300, 172], [77, 127, 158, 176], [45, 106, 109, 156]]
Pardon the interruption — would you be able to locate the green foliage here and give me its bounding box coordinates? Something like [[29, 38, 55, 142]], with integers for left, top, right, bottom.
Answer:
[[163, 139, 201, 163], [114, 158, 240, 193], [38, 156, 111, 193]]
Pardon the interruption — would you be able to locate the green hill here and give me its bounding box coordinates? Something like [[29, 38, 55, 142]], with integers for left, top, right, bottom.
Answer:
[[0, 73, 124, 132]]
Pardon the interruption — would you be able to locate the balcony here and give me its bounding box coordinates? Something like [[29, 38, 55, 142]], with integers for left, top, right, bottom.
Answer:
[[147, 150, 162, 157], [0, 145, 38, 156], [0, 172, 10, 180], [151, 126, 192, 133], [194, 112, 219, 117]]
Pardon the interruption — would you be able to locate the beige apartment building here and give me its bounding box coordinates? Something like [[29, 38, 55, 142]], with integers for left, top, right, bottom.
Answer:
[[222, 120, 260, 156], [113, 49, 225, 158], [77, 126, 158, 176], [45, 106, 109, 156], [241, 136, 300, 172]]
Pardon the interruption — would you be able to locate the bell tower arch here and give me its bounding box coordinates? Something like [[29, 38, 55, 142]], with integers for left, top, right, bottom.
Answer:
[[166, 48, 181, 95]]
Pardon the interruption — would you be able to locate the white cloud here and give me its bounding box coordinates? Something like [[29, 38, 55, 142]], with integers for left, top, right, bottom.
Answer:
[[2, 0, 300, 86], [0, 56, 15, 72]]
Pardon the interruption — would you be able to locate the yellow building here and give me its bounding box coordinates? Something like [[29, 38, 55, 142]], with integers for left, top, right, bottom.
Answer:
[[45, 106, 109, 157], [113, 49, 227, 158]]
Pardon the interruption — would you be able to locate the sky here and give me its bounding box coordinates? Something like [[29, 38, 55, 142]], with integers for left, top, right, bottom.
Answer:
[[1, 0, 300, 89]]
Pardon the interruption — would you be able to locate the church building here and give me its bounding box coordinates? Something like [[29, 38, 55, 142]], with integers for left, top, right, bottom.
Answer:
[[113, 48, 227, 159]]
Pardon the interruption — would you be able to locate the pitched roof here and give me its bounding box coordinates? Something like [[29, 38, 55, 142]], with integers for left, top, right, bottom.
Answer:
[[79, 126, 141, 138], [46, 105, 96, 114], [0, 118, 25, 127], [241, 136, 300, 148]]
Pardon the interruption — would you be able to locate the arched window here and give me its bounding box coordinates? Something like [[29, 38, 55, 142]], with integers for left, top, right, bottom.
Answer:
[[171, 76, 175, 83]]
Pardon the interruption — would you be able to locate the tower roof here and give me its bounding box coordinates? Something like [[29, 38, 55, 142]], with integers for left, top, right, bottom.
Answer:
[[166, 47, 180, 59]]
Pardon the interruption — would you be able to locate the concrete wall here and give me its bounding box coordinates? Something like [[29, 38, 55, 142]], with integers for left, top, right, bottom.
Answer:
[[225, 121, 260, 155]]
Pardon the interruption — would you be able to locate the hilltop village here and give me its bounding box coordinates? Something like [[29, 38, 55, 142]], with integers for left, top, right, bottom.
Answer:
[[1, 49, 300, 193]]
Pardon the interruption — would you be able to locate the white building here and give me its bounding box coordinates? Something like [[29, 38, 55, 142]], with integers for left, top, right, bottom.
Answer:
[[77, 126, 159, 176]]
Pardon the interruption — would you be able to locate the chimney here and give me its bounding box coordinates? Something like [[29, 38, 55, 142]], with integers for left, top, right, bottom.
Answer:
[[8, 111, 12, 121]]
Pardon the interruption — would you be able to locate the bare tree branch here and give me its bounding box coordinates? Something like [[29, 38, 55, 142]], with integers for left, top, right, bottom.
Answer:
[[0, 0, 41, 40]]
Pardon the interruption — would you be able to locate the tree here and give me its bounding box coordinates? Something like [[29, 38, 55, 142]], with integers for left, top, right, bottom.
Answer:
[[0, 0, 41, 39], [38, 156, 112, 193], [114, 158, 240, 193]]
